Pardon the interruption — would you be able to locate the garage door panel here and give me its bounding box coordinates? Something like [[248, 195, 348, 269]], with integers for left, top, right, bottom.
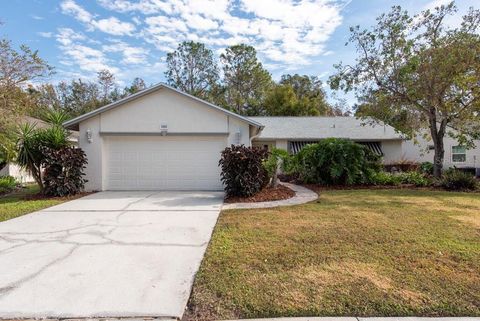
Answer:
[[104, 136, 225, 190]]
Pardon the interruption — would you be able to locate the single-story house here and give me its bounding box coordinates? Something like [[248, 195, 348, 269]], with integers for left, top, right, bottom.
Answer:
[[250, 117, 405, 163], [64, 83, 263, 191], [250, 117, 480, 172], [63, 83, 480, 191]]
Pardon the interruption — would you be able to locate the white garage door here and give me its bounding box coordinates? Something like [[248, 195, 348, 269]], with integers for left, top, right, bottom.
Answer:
[[104, 136, 226, 190]]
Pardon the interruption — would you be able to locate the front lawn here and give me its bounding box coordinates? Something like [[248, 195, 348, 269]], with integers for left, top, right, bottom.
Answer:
[[187, 189, 480, 320], [0, 185, 79, 222]]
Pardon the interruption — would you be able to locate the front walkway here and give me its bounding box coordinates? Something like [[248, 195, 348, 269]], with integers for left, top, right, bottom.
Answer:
[[0, 191, 223, 320], [222, 182, 318, 210]]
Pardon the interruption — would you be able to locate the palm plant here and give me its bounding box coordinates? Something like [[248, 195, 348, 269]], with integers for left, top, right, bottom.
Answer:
[[15, 110, 71, 191]]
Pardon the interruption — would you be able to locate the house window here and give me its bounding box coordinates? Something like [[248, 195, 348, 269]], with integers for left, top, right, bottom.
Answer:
[[452, 146, 466, 163]]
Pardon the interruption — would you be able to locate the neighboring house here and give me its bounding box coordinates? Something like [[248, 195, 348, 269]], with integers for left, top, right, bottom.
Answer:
[[250, 116, 480, 175], [403, 135, 480, 172], [250, 117, 405, 163], [63, 83, 263, 191], [0, 116, 79, 183], [64, 84, 479, 192]]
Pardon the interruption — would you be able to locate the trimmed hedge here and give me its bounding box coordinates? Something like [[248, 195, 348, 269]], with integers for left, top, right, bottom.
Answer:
[[219, 145, 269, 197]]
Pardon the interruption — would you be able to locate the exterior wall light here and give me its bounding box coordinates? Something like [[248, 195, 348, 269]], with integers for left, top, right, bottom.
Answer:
[[86, 129, 93, 143], [160, 123, 168, 136]]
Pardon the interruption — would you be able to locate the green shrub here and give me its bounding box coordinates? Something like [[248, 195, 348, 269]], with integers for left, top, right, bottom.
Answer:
[[419, 162, 434, 175], [370, 171, 402, 186], [295, 138, 381, 185], [0, 175, 17, 194], [42, 146, 88, 197], [370, 171, 432, 187], [441, 169, 478, 191], [263, 148, 296, 176], [398, 171, 431, 187], [219, 145, 269, 197]]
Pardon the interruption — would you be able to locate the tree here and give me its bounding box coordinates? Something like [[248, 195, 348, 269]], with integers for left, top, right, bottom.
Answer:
[[165, 41, 219, 100], [330, 2, 480, 177], [221, 44, 272, 115], [123, 77, 146, 96], [97, 69, 116, 103], [0, 39, 52, 130], [280, 74, 331, 115]]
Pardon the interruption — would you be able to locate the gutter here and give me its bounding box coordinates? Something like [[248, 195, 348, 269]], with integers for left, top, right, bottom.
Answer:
[[250, 125, 265, 144]]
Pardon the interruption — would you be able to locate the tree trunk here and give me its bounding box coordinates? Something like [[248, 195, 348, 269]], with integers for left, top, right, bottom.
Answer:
[[433, 141, 445, 178], [429, 114, 447, 178], [31, 165, 44, 193]]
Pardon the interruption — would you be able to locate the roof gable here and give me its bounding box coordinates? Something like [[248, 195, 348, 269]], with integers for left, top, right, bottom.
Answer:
[[63, 83, 263, 129]]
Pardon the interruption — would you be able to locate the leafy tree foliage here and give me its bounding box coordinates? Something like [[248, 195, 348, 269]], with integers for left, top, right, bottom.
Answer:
[[0, 39, 52, 131], [123, 77, 146, 96], [221, 44, 273, 115], [30, 73, 147, 119], [165, 41, 219, 100], [279, 74, 332, 115], [97, 69, 116, 104], [330, 2, 480, 177]]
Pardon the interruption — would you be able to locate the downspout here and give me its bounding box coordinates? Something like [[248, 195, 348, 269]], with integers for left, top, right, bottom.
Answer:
[[250, 125, 265, 145]]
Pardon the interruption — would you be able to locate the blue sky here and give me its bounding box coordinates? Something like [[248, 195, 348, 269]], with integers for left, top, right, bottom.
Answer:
[[0, 0, 473, 106]]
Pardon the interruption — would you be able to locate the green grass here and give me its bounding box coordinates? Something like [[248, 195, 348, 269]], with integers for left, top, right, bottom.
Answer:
[[0, 185, 69, 222], [187, 189, 480, 320]]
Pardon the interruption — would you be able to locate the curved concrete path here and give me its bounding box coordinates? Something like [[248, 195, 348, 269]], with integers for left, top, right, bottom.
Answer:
[[222, 182, 318, 210]]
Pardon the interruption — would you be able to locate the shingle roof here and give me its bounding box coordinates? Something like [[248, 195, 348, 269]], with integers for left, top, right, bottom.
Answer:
[[250, 117, 404, 141]]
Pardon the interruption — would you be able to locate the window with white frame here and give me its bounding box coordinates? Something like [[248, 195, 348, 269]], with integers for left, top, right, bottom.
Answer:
[[452, 145, 466, 163]]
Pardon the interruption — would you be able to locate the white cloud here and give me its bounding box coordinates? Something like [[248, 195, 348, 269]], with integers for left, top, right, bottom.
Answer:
[[38, 32, 53, 38], [60, 0, 92, 24], [103, 40, 149, 64], [94, 17, 136, 35], [97, 0, 175, 14], [56, 28, 119, 74], [60, 0, 135, 36], [96, 0, 345, 67]]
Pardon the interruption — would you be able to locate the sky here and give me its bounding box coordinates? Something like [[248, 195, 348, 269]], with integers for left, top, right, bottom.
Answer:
[[0, 0, 474, 106]]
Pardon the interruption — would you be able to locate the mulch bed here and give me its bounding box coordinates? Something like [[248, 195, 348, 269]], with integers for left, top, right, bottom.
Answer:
[[225, 184, 295, 203]]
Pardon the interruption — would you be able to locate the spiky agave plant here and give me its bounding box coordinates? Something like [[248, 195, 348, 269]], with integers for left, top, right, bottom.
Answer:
[[16, 111, 71, 192]]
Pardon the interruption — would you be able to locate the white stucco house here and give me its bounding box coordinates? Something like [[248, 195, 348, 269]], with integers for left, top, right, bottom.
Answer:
[[63, 84, 263, 191], [250, 117, 480, 173], [63, 83, 480, 192]]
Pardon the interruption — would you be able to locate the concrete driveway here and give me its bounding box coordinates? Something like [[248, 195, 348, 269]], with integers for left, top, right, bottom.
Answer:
[[0, 191, 223, 319]]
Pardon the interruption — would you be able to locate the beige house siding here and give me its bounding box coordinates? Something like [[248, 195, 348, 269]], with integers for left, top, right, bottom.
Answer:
[[77, 87, 254, 191], [381, 140, 405, 163], [403, 135, 480, 168]]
